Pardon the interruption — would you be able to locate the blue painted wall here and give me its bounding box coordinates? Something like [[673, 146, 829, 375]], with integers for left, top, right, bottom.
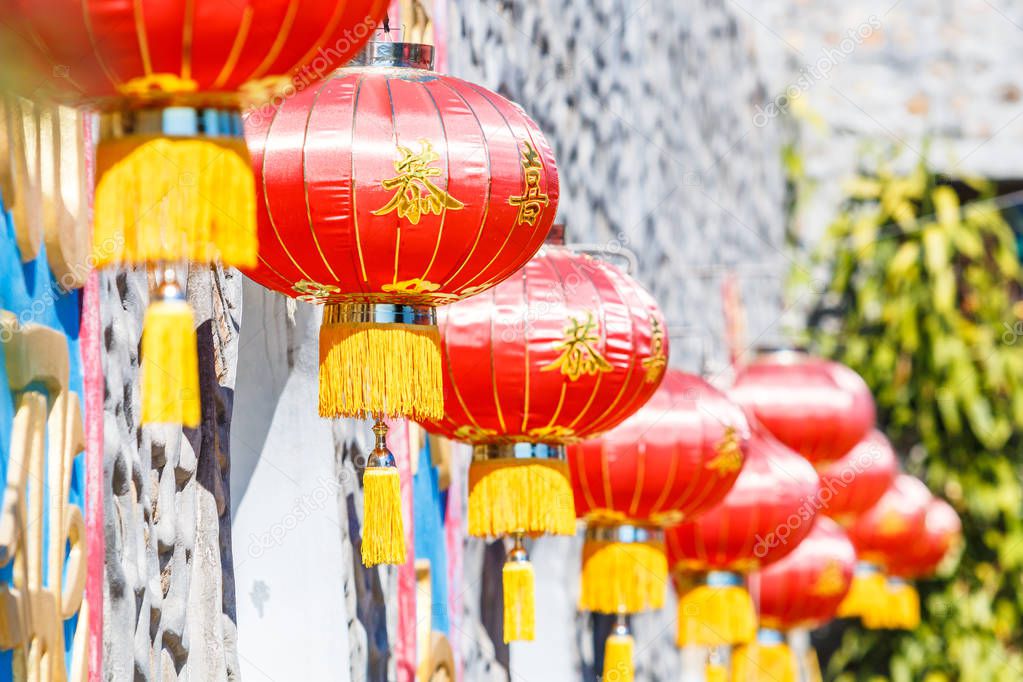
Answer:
[[0, 197, 86, 676]]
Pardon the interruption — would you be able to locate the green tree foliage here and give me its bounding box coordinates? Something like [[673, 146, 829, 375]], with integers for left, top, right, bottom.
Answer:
[[806, 149, 1023, 681]]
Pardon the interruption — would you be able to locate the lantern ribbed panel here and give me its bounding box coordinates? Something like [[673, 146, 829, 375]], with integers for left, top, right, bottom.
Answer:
[[424, 244, 665, 444], [1, 0, 389, 102], [569, 370, 748, 527], [245, 67, 559, 305], [666, 424, 821, 572], [753, 517, 856, 630], [731, 353, 876, 467], [818, 429, 899, 523]]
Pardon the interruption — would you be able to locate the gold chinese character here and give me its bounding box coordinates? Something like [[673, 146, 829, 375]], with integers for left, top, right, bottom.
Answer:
[[507, 140, 550, 226], [293, 279, 341, 302], [373, 139, 465, 224], [811, 560, 848, 597], [706, 426, 744, 474], [542, 312, 613, 381], [641, 316, 667, 383]]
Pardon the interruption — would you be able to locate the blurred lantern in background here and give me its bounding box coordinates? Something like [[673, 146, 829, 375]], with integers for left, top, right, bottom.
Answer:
[[840, 473, 931, 629], [888, 497, 962, 579], [1, 0, 388, 426], [735, 517, 856, 682], [731, 349, 875, 467], [568, 370, 749, 681], [818, 429, 899, 525], [246, 42, 559, 567], [666, 421, 819, 677], [423, 229, 666, 644]]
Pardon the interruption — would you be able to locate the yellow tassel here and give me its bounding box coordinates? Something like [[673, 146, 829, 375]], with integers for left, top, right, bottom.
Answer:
[[837, 567, 886, 622], [676, 574, 756, 647], [602, 633, 634, 682], [361, 467, 407, 567], [579, 538, 667, 614], [502, 560, 535, 642], [732, 637, 798, 682], [468, 459, 575, 538], [141, 300, 200, 426], [705, 663, 727, 682], [883, 580, 920, 630], [93, 136, 256, 267], [319, 309, 443, 422]]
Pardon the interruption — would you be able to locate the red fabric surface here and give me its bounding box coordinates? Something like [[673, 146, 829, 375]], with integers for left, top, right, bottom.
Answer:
[[666, 422, 821, 572], [817, 429, 899, 524], [244, 64, 558, 305], [568, 370, 748, 527], [422, 244, 666, 444], [2, 0, 388, 101], [750, 517, 856, 630], [888, 497, 960, 579], [846, 473, 931, 570], [731, 353, 876, 467]]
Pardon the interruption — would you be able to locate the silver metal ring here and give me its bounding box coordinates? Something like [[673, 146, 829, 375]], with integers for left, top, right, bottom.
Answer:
[[352, 42, 435, 70], [100, 106, 244, 140], [584, 524, 663, 545], [472, 442, 566, 462], [324, 303, 436, 327]]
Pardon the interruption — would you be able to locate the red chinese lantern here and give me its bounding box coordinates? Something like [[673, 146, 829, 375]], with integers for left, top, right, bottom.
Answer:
[[666, 422, 820, 649], [247, 43, 559, 567], [2, 0, 388, 426], [818, 429, 899, 525], [889, 497, 961, 579], [735, 520, 854, 682], [568, 370, 748, 680], [839, 474, 931, 629], [731, 350, 876, 467], [423, 233, 667, 643]]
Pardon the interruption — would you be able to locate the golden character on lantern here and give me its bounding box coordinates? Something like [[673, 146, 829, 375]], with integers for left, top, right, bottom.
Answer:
[[373, 139, 465, 224], [508, 140, 551, 226], [543, 312, 613, 380], [641, 316, 667, 382]]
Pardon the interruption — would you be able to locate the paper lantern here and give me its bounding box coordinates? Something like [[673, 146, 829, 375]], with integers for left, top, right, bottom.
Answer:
[[568, 370, 747, 613], [247, 42, 559, 567], [734, 518, 856, 682], [889, 497, 961, 579], [569, 370, 747, 681], [755, 517, 856, 630], [666, 422, 820, 648], [423, 234, 667, 642], [839, 474, 931, 629], [731, 349, 876, 467], [818, 429, 899, 525], [2, 0, 388, 426]]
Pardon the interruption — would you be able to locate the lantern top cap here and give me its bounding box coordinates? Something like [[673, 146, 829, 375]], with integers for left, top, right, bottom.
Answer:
[[353, 42, 435, 70], [753, 343, 808, 362]]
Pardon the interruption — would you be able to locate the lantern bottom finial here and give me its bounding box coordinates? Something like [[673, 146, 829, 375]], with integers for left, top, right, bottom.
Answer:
[[361, 419, 408, 567], [602, 617, 634, 682], [141, 272, 200, 427], [319, 304, 443, 421], [502, 535, 535, 642]]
